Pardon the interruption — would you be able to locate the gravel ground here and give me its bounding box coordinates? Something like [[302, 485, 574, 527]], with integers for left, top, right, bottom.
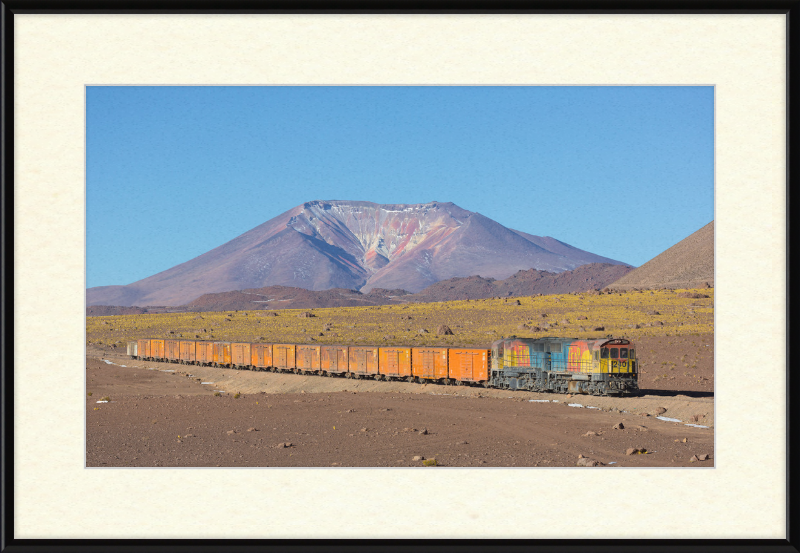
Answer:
[[87, 348, 713, 468]]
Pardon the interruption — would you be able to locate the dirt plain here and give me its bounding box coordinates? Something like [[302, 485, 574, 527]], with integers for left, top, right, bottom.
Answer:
[[86, 336, 713, 468], [86, 288, 714, 468]]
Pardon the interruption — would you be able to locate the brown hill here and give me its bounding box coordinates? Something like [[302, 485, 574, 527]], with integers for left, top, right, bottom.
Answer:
[[86, 305, 149, 317], [87, 200, 629, 307], [407, 263, 633, 302], [609, 222, 714, 290], [87, 262, 630, 314], [184, 286, 410, 312]]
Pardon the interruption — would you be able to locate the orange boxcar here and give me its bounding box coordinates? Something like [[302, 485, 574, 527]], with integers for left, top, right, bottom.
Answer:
[[379, 347, 412, 380], [272, 344, 297, 370], [231, 342, 251, 368], [179, 340, 196, 364], [411, 347, 448, 381], [150, 339, 165, 360], [196, 341, 214, 365], [213, 342, 231, 367], [297, 345, 321, 372], [165, 339, 181, 362], [137, 339, 151, 359], [251, 344, 273, 370], [321, 346, 348, 374], [448, 348, 490, 383], [348, 346, 379, 377]]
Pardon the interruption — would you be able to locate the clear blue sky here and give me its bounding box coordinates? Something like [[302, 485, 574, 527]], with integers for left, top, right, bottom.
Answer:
[[87, 86, 714, 289]]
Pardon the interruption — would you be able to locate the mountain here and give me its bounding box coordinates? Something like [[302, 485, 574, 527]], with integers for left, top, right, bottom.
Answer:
[[608, 222, 714, 290], [87, 200, 629, 307]]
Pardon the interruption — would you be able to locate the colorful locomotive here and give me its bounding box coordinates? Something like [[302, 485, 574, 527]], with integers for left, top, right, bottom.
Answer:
[[489, 336, 638, 395], [127, 335, 638, 396]]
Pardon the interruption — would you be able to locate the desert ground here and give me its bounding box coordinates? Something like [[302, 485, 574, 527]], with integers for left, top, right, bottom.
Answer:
[[86, 288, 713, 468]]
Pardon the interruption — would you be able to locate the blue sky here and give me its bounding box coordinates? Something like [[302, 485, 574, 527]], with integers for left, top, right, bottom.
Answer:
[[87, 86, 713, 289]]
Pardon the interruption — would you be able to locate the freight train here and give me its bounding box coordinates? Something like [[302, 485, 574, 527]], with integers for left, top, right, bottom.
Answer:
[[127, 336, 638, 396]]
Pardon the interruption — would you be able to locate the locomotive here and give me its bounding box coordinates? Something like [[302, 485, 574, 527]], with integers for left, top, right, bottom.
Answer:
[[128, 335, 638, 396]]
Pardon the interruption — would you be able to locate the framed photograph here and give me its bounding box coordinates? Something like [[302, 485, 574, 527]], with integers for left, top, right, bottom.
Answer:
[[3, 3, 791, 548]]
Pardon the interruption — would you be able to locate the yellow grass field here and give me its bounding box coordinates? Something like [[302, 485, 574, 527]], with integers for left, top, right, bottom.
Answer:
[[86, 288, 714, 348]]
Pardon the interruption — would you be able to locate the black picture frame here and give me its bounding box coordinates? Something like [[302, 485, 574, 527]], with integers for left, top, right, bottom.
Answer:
[[1, 2, 794, 551]]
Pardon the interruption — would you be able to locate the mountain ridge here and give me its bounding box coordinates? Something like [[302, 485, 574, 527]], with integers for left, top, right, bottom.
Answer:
[[88, 200, 629, 307]]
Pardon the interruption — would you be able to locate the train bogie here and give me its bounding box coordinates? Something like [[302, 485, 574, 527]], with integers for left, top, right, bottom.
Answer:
[[411, 347, 448, 382], [321, 346, 348, 375], [379, 347, 412, 381]]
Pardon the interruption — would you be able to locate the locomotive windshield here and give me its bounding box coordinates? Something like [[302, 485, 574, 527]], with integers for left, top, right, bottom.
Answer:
[[601, 348, 609, 359], [620, 348, 628, 359], [610, 348, 618, 359]]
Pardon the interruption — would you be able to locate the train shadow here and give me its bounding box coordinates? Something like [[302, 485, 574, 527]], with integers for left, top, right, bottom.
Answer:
[[638, 388, 714, 399]]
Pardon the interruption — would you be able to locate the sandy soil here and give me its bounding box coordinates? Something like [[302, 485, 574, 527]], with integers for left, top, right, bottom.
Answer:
[[86, 347, 713, 468]]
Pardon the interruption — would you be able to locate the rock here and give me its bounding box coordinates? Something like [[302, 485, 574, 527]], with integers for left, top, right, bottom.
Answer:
[[345, 409, 354, 413], [647, 310, 660, 315], [275, 442, 293, 448], [298, 312, 316, 318], [412, 456, 424, 461], [226, 430, 236, 435], [576, 458, 603, 467], [698, 454, 710, 461], [578, 454, 585, 458], [419, 428, 428, 435], [437, 325, 454, 335], [247, 427, 258, 432], [655, 407, 667, 415], [418, 328, 429, 334], [576, 315, 587, 320], [530, 326, 542, 332], [689, 454, 699, 462], [360, 428, 367, 432], [583, 431, 598, 437], [383, 335, 395, 340], [593, 326, 605, 331], [626, 448, 641, 455], [613, 423, 624, 430]]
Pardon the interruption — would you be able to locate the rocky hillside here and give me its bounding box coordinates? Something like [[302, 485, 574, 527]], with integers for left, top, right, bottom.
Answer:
[[409, 263, 633, 302], [87, 200, 629, 307], [88, 262, 633, 314], [609, 222, 714, 290]]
